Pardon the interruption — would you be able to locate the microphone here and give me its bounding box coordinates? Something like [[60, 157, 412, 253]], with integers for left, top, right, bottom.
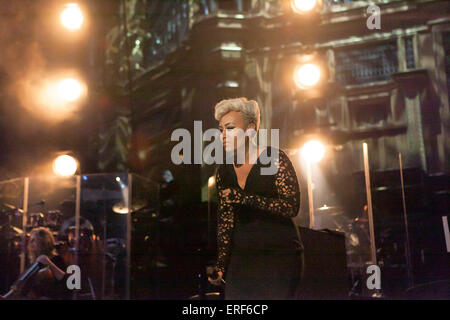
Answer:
[[206, 266, 226, 284], [206, 266, 218, 279]]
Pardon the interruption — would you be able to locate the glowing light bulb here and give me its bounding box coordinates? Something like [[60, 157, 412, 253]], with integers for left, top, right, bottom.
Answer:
[[291, 0, 317, 13], [302, 140, 325, 163], [53, 155, 78, 176], [60, 4, 84, 30], [208, 176, 215, 187], [57, 78, 82, 102], [294, 63, 321, 89]]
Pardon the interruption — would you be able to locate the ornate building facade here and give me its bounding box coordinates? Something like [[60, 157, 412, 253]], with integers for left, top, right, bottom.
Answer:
[[101, 0, 450, 295], [101, 0, 450, 182]]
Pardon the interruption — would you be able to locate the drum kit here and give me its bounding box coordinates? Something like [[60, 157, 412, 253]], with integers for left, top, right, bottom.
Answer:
[[314, 204, 372, 267], [0, 202, 94, 257], [0, 202, 107, 298], [0, 198, 156, 299]]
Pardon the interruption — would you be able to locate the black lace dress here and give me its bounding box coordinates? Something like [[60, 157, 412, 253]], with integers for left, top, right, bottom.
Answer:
[[215, 147, 303, 299]]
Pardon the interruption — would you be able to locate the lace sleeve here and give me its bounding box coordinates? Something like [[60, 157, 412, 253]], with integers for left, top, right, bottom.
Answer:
[[215, 167, 235, 274], [228, 150, 301, 218]]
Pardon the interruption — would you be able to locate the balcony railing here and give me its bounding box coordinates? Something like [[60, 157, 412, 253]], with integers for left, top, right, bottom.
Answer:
[[335, 41, 399, 86]]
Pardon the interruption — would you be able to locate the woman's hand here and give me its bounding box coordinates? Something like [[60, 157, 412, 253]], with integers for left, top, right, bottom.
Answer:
[[208, 271, 224, 286], [36, 255, 50, 265], [219, 188, 243, 204]]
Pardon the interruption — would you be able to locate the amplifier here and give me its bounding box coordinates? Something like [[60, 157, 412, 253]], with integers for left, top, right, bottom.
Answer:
[[297, 227, 349, 299]]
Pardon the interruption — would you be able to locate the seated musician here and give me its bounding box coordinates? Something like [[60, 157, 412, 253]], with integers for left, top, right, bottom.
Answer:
[[2, 227, 70, 299]]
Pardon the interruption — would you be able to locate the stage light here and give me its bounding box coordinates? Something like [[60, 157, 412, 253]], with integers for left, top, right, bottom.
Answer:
[[208, 176, 215, 187], [37, 75, 86, 121], [302, 140, 325, 163], [291, 0, 317, 13], [294, 63, 321, 89], [60, 3, 83, 30], [57, 78, 82, 102], [53, 155, 78, 176]]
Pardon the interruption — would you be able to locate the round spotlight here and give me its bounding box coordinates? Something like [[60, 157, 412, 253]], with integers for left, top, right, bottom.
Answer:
[[53, 155, 78, 176], [291, 0, 317, 13], [57, 78, 82, 102], [294, 63, 321, 89], [302, 140, 325, 163], [60, 3, 84, 30]]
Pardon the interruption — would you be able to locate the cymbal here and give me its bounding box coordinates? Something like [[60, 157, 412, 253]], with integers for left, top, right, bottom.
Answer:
[[1, 203, 24, 214], [0, 225, 24, 239], [112, 201, 148, 214], [315, 205, 343, 216]]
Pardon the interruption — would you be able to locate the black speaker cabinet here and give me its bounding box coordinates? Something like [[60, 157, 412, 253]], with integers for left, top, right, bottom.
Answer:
[[297, 227, 349, 299]]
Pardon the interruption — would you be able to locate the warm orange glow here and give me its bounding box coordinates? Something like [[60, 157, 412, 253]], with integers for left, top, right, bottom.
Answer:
[[53, 155, 78, 176], [57, 78, 82, 102], [208, 176, 215, 187], [291, 0, 318, 13], [294, 63, 321, 89], [301, 140, 325, 163], [38, 75, 86, 120], [60, 3, 84, 30]]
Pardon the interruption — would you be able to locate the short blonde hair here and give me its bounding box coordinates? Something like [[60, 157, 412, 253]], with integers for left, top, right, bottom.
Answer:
[[214, 97, 260, 131]]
